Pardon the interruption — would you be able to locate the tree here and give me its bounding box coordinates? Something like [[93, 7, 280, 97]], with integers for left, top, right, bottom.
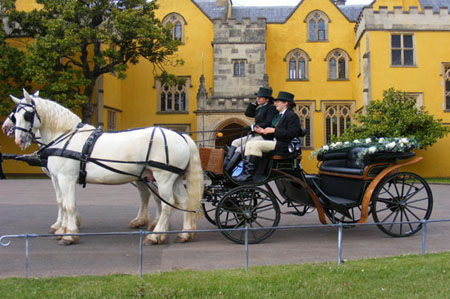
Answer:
[[338, 88, 450, 149], [0, 0, 31, 114], [1, 0, 181, 123]]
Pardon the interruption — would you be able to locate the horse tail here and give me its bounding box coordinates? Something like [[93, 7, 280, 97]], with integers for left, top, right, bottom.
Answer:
[[183, 134, 204, 218]]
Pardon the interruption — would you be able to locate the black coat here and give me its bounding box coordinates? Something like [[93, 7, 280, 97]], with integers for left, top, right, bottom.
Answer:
[[273, 109, 301, 155], [245, 102, 278, 140]]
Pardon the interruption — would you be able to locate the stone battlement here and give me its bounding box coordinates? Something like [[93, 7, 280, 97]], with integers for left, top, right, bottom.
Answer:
[[355, 6, 450, 41]]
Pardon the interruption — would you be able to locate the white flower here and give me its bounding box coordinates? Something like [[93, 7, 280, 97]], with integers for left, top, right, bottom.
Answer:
[[365, 138, 372, 144], [344, 141, 350, 145], [400, 138, 408, 144], [354, 140, 361, 144], [378, 138, 385, 143], [368, 146, 377, 154], [323, 145, 329, 151], [336, 142, 343, 146], [330, 143, 337, 148], [386, 142, 396, 149]]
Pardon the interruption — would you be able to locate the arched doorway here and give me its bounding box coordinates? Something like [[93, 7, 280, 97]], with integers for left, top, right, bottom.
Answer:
[[215, 123, 246, 148]]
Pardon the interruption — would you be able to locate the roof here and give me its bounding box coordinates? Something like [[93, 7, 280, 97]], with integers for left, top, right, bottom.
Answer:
[[192, 0, 366, 23], [419, 0, 450, 11]]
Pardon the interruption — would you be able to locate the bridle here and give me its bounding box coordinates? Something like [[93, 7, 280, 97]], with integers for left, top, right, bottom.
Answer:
[[8, 99, 42, 145]]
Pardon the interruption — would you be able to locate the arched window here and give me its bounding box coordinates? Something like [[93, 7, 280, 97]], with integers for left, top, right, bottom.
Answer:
[[285, 49, 310, 80], [326, 49, 350, 80], [162, 13, 186, 43], [305, 10, 329, 42]]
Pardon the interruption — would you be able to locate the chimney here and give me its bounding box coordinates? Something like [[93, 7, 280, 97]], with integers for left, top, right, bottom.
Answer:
[[335, 0, 346, 5]]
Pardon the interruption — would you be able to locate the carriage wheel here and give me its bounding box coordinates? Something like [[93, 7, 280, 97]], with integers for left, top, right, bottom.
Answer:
[[202, 199, 219, 226], [215, 186, 280, 244], [371, 172, 433, 237], [323, 206, 367, 224]]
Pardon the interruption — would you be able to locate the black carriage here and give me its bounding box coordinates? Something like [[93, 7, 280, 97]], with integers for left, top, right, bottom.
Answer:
[[199, 144, 433, 244]]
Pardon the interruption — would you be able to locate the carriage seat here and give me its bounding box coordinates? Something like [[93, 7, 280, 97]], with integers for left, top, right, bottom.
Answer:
[[319, 147, 366, 176]]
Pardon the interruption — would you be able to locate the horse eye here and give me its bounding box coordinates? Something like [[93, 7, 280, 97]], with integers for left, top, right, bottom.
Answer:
[[10, 114, 16, 124], [24, 111, 34, 122]]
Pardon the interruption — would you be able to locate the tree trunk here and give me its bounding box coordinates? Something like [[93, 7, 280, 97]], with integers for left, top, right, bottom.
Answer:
[[81, 84, 95, 124]]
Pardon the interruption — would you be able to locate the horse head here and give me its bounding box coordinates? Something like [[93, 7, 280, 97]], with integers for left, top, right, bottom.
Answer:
[[9, 89, 42, 150]]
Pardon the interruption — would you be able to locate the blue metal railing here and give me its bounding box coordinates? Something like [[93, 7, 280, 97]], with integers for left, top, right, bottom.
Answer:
[[1, 219, 449, 279]]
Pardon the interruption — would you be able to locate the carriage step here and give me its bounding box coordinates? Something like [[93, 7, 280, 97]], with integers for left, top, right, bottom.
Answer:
[[326, 196, 359, 208]]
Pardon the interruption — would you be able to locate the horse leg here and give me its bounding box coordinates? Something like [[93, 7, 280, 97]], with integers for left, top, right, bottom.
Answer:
[[49, 176, 64, 235], [58, 177, 80, 245], [128, 181, 150, 229], [173, 177, 196, 243], [143, 174, 176, 245], [147, 196, 161, 231]]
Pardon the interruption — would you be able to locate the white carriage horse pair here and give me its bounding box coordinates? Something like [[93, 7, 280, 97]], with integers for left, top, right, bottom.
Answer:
[[2, 89, 204, 245]]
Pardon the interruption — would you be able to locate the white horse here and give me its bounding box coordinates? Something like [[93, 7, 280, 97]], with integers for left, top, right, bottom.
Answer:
[[9, 90, 204, 245]]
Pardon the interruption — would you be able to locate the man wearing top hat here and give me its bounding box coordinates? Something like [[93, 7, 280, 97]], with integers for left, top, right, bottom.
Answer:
[[223, 86, 278, 172], [233, 91, 301, 182]]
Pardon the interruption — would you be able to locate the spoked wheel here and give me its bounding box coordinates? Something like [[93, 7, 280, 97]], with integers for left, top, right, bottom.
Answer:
[[324, 206, 368, 224], [215, 186, 280, 244], [371, 172, 433, 237], [202, 199, 219, 226]]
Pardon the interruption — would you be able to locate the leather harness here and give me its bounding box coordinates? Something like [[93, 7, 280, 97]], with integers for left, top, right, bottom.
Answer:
[[38, 125, 186, 188]]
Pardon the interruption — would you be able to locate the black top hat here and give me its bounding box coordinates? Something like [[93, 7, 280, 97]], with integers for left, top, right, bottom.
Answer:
[[254, 87, 274, 100], [274, 91, 295, 107]]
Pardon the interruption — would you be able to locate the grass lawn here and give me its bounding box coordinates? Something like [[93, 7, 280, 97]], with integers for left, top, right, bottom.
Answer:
[[0, 252, 449, 298]]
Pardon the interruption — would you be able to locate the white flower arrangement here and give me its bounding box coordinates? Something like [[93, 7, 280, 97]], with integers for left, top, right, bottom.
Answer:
[[311, 137, 419, 165]]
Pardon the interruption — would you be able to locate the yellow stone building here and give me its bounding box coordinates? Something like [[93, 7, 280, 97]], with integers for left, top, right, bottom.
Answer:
[[1, 0, 450, 177]]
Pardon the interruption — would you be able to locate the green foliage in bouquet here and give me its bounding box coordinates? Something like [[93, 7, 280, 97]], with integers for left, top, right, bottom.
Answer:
[[338, 88, 449, 149]]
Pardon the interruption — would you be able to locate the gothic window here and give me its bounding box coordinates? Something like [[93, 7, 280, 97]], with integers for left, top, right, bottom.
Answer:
[[162, 13, 186, 43], [233, 59, 246, 77], [294, 102, 314, 147], [326, 49, 350, 80], [323, 103, 353, 144], [391, 33, 415, 66], [156, 77, 189, 113], [285, 49, 310, 80], [443, 63, 450, 110], [107, 110, 116, 131], [305, 11, 329, 42]]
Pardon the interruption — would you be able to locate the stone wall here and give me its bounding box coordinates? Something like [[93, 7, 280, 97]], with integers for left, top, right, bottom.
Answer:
[[212, 17, 267, 97], [356, 6, 450, 42]]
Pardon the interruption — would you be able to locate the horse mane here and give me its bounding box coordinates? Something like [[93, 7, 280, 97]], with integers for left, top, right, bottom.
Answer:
[[34, 97, 82, 133]]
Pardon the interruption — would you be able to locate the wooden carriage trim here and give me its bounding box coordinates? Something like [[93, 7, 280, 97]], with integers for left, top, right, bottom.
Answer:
[[318, 162, 391, 181], [357, 156, 423, 224], [273, 169, 327, 224]]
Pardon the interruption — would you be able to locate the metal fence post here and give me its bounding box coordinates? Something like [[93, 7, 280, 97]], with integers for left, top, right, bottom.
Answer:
[[337, 224, 343, 265], [25, 234, 29, 279], [139, 230, 144, 278], [244, 227, 249, 272], [421, 220, 427, 256]]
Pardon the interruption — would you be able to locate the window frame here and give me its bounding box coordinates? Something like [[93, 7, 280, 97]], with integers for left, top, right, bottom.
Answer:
[[156, 76, 190, 114], [326, 49, 350, 80], [294, 101, 315, 148], [162, 13, 187, 44], [443, 63, 450, 111], [285, 49, 310, 81], [305, 10, 330, 42], [107, 110, 116, 131], [232, 59, 247, 77], [322, 101, 354, 144], [390, 33, 416, 67]]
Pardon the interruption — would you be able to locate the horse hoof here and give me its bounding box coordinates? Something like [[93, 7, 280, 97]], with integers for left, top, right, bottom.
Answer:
[[49, 227, 58, 234], [143, 238, 159, 245], [175, 233, 195, 243], [175, 236, 188, 243], [58, 239, 73, 246], [128, 220, 148, 229]]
